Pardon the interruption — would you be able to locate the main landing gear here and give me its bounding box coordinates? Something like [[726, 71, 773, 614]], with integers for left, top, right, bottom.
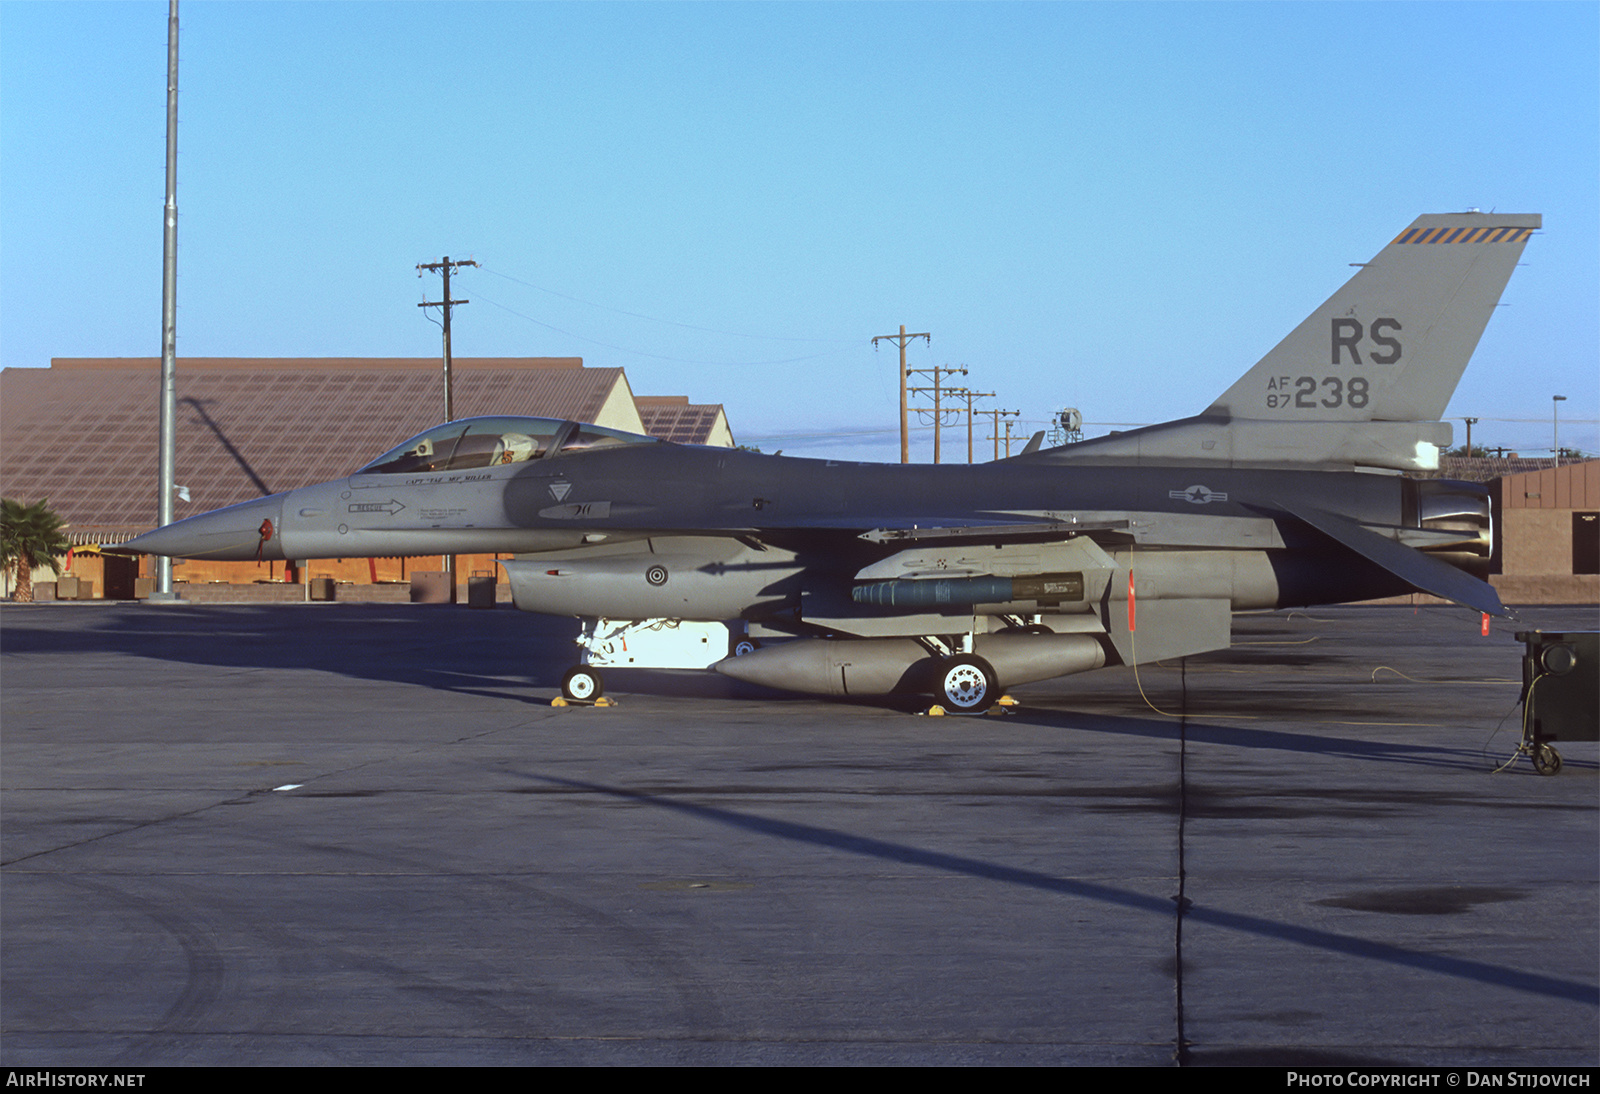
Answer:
[[935, 654, 999, 713], [915, 631, 1011, 715]]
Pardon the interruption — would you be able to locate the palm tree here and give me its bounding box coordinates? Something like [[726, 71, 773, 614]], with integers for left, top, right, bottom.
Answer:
[[1, 498, 71, 603]]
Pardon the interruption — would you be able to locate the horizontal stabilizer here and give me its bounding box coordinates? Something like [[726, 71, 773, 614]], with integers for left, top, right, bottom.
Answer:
[[1272, 498, 1506, 616]]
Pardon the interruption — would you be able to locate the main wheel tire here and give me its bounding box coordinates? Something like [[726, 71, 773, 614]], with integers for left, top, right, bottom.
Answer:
[[561, 666, 604, 702], [730, 636, 761, 657], [937, 654, 998, 713]]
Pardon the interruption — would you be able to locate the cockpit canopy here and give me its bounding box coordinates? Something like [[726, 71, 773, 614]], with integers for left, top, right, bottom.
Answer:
[[355, 416, 658, 476]]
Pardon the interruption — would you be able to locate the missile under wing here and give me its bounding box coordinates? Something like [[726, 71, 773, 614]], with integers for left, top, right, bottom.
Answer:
[[119, 212, 1539, 710]]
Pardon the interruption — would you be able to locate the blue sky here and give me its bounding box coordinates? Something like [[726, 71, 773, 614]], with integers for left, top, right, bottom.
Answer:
[[2, 1, 1595, 462]]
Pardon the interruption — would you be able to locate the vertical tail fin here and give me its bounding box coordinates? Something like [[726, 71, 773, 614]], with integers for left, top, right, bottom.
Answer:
[[1040, 213, 1539, 470], [1207, 212, 1539, 423]]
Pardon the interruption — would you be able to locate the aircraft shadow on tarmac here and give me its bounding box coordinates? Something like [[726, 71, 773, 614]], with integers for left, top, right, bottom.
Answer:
[[1001, 706, 1530, 774], [514, 769, 1599, 1009], [0, 603, 820, 707], [5, 603, 1585, 777]]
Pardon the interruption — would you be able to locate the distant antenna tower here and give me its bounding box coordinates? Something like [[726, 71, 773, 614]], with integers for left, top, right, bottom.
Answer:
[[1048, 407, 1084, 447]]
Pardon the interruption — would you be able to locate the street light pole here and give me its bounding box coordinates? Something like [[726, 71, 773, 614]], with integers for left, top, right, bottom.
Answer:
[[152, 0, 181, 603]]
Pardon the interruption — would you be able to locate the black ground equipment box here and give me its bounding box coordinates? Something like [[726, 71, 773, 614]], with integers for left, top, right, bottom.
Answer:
[[1514, 630, 1598, 775]]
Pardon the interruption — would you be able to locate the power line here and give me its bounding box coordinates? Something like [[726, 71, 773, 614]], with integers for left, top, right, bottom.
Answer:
[[473, 292, 856, 369], [479, 266, 856, 345]]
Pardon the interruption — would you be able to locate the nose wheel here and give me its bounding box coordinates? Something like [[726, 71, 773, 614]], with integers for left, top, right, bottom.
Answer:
[[560, 666, 605, 703]]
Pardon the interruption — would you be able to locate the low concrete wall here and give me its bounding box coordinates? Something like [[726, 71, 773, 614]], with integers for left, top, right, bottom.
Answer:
[[171, 583, 306, 603], [1491, 573, 1600, 605], [1366, 573, 1599, 608], [160, 582, 513, 605], [332, 583, 421, 603]]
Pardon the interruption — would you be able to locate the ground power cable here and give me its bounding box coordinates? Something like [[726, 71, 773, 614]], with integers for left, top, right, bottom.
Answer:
[[1488, 671, 1550, 774], [1126, 564, 1184, 719]]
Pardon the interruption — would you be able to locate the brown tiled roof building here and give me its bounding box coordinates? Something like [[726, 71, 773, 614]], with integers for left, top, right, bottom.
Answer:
[[1432, 455, 1566, 482], [634, 396, 734, 448], [1, 357, 733, 541]]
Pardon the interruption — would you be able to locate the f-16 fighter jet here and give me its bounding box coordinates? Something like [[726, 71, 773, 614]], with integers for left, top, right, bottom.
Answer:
[[121, 212, 1538, 710]]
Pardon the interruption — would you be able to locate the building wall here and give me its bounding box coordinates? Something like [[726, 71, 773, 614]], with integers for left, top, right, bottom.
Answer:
[[1484, 461, 1600, 603], [703, 413, 735, 448], [1499, 460, 1598, 513], [1500, 508, 1577, 575], [1496, 460, 1598, 578], [12, 551, 522, 599], [168, 552, 511, 590], [1, 558, 60, 598], [591, 373, 644, 433]]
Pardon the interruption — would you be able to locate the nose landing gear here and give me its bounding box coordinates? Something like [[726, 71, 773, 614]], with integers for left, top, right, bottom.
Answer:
[[560, 666, 604, 703]]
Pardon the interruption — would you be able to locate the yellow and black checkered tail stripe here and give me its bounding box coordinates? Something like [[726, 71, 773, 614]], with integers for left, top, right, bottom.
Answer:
[[1392, 225, 1535, 244]]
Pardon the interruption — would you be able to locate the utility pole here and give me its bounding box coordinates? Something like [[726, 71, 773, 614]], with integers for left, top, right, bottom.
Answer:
[[1001, 417, 1022, 458], [418, 256, 478, 597], [872, 325, 930, 464], [418, 257, 478, 423], [152, 0, 181, 602], [1552, 395, 1566, 468], [947, 388, 995, 464], [979, 407, 1019, 461], [907, 364, 967, 464]]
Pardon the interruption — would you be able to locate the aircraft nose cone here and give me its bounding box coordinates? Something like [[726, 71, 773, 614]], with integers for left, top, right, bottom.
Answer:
[[117, 494, 287, 561]]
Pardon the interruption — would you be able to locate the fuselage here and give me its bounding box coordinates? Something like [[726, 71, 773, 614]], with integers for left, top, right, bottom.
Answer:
[[122, 423, 1446, 623], [109, 212, 1533, 703]]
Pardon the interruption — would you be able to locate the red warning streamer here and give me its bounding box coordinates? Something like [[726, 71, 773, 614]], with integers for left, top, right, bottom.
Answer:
[[1128, 570, 1137, 633]]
